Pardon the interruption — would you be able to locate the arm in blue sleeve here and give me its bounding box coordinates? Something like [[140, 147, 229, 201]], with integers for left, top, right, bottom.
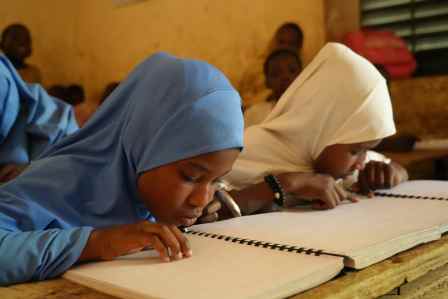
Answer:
[[0, 227, 92, 286], [24, 84, 79, 159], [0, 72, 20, 144]]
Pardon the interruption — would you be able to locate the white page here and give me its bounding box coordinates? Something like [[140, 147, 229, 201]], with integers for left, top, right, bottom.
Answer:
[[377, 180, 448, 198], [194, 182, 448, 269], [376, 180, 448, 233], [65, 234, 343, 299]]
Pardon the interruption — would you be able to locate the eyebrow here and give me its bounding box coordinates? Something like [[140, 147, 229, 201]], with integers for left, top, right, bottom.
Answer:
[[187, 162, 232, 179], [188, 162, 211, 173]]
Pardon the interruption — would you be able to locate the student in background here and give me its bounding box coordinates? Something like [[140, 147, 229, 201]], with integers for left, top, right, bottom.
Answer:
[[0, 55, 78, 183], [239, 22, 304, 108], [0, 53, 244, 285], [66, 84, 85, 106], [100, 81, 120, 105], [0, 23, 42, 83], [224, 43, 408, 215], [47, 84, 68, 101], [273, 22, 304, 50], [48, 83, 93, 127], [73, 82, 120, 128], [244, 48, 302, 128], [48, 84, 86, 107]]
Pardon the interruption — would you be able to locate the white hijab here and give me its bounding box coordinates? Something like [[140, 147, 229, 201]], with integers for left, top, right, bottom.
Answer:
[[226, 43, 396, 190]]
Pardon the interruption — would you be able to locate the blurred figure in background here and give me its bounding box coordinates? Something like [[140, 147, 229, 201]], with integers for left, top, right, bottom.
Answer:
[[244, 48, 302, 127], [239, 22, 304, 108], [0, 23, 42, 83]]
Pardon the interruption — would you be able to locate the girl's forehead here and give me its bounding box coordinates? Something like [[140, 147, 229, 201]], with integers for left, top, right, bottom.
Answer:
[[353, 139, 382, 148]]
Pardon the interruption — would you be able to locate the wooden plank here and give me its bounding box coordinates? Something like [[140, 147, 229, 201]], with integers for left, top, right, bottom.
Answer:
[[1, 278, 117, 299], [379, 262, 448, 299], [292, 235, 448, 299], [382, 150, 448, 168]]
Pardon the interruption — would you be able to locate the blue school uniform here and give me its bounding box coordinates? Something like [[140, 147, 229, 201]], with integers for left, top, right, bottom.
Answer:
[[0, 55, 78, 164], [0, 53, 244, 285]]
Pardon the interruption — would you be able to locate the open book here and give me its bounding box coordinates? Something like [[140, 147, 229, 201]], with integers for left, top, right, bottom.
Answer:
[[65, 180, 448, 299]]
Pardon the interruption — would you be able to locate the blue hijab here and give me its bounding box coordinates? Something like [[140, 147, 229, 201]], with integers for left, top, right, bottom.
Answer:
[[0, 55, 78, 164], [0, 53, 244, 284]]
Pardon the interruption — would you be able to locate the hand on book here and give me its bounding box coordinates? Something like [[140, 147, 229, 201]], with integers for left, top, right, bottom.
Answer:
[[79, 221, 192, 263], [278, 173, 359, 209], [354, 161, 409, 195]]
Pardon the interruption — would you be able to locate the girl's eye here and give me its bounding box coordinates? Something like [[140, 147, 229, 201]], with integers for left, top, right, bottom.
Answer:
[[181, 172, 200, 183], [351, 149, 365, 156]]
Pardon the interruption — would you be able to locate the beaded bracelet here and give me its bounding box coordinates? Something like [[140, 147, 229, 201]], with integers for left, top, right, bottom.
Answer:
[[264, 174, 286, 207]]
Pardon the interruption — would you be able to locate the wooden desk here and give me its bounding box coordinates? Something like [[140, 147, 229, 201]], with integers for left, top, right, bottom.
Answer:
[[382, 150, 448, 168], [294, 235, 448, 299], [4, 235, 448, 299]]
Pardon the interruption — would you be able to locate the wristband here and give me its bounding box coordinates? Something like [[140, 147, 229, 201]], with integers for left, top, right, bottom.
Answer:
[[264, 174, 286, 207]]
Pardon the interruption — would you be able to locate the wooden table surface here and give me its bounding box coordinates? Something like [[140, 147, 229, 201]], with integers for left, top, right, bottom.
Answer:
[[4, 234, 448, 299], [382, 150, 448, 167]]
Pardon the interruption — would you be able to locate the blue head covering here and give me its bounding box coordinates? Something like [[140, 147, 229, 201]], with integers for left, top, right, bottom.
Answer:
[[0, 55, 78, 164], [0, 52, 244, 231], [0, 53, 243, 284]]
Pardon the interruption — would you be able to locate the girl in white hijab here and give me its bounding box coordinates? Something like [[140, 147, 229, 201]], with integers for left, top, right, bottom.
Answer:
[[224, 43, 408, 214]]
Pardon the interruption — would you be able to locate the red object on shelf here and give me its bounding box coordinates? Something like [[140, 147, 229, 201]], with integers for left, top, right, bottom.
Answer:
[[344, 30, 417, 79]]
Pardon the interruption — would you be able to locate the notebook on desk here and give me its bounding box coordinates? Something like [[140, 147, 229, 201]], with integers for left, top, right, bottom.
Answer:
[[65, 180, 448, 299]]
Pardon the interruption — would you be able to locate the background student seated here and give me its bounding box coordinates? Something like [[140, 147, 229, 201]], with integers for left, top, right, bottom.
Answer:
[[244, 48, 302, 127], [239, 22, 304, 108], [0, 23, 42, 83]]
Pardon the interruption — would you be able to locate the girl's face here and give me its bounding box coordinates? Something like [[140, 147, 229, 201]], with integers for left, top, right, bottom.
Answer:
[[275, 27, 301, 49], [137, 149, 239, 226], [2, 28, 32, 61], [314, 139, 382, 179]]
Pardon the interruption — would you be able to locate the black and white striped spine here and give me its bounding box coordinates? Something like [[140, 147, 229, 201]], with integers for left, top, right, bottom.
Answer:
[[185, 229, 324, 256], [375, 192, 448, 201]]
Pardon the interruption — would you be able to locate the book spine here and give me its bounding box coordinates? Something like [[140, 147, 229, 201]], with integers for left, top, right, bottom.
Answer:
[[374, 192, 448, 201], [185, 229, 345, 258]]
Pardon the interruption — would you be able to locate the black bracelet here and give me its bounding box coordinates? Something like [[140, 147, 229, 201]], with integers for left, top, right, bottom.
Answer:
[[264, 174, 286, 207]]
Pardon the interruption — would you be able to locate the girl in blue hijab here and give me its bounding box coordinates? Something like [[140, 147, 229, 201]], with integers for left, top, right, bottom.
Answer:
[[0, 55, 78, 181], [0, 53, 244, 285]]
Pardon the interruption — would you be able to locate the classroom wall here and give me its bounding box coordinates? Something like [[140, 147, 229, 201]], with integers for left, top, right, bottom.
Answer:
[[1, 0, 326, 102]]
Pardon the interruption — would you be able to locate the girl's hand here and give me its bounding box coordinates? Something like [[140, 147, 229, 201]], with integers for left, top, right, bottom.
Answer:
[[356, 161, 409, 195], [79, 221, 192, 263], [278, 172, 358, 210]]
